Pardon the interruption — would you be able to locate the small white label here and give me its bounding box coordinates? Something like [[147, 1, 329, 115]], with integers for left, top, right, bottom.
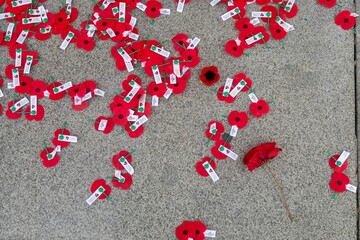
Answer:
[[152, 95, 159, 106], [43, 90, 50, 97], [160, 8, 171, 15], [187, 37, 200, 49], [118, 48, 132, 62], [16, 30, 29, 44], [250, 17, 260, 25], [30, 95, 37, 115], [125, 61, 134, 72], [150, 45, 170, 58], [223, 78, 233, 96], [5, 23, 15, 41], [128, 114, 139, 121], [101, 0, 111, 10], [346, 184, 357, 193], [181, 67, 189, 77], [173, 60, 181, 77], [234, 38, 241, 46], [12, 68, 20, 86], [24, 56, 33, 74], [152, 66, 162, 84], [60, 31, 74, 50], [47, 148, 57, 160], [285, 0, 295, 12], [0, 89, 3, 97], [7, 82, 14, 89], [248, 93, 258, 103], [129, 16, 137, 28], [81, 92, 92, 102], [276, 17, 294, 32], [114, 170, 125, 182], [40, 26, 52, 34], [209, 123, 217, 134], [54, 81, 72, 93], [210, 0, 221, 6], [245, 33, 263, 45], [138, 93, 146, 112], [136, 2, 147, 11], [74, 96, 82, 105], [204, 230, 216, 238], [335, 151, 350, 167], [94, 89, 105, 97], [251, 11, 272, 18], [350, 13, 359, 17], [22, 17, 42, 24], [124, 85, 140, 103], [55, 145, 61, 152], [98, 119, 108, 131], [164, 88, 172, 99], [119, 2, 126, 22], [119, 157, 134, 175], [11, 0, 31, 7], [15, 49, 22, 67], [86, 186, 104, 205], [38, 6, 48, 22], [203, 161, 219, 182], [58, 134, 77, 143], [106, 28, 116, 38], [230, 125, 238, 137], [128, 32, 139, 40], [229, 80, 246, 97], [219, 145, 238, 160], [221, 7, 239, 21], [130, 115, 148, 131], [177, 0, 185, 12], [170, 74, 177, 84], [0, 13, 13, 20]]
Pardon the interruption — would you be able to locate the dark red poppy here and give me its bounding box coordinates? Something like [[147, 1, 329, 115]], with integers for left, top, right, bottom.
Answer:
[[233, 72, 252, 92], [24, 104, 45, 121], [112, 173, 133, 190], [228, 110, 248, 129], [280, 1, 299, 18], [172, 33, 190, 53], [211, 139, 231, 160], [47, 82, 66, 101], [29, 79, 47, 99], [112, 107, 130, 126], [225, 39, 244, 57], [76, 33, 96, 51], [180, 49, 200, 68], [5, 101, 22, 120], [249, 99, 270, 118], [205, 120, 224, 141], [329, 172, 350, 193], [90, 179, 112, 200], [175, 221, 196, 240], [94, 116, 114, 134], [335, 10, 356, 30], [235, 17, 254, 35], [112, 150, 132, 170], [68, 83, 87, 98], [52, 128, 71, 148], [147, 81, 167, 97], [318, 0, 336, 8], [269, 22, 287, 40], [15, 76, 32, 94], [217, 86, 236, 104], [40, 147, 61, 168], [122, 74, 142, 92], [195, 157, 217, 177], [328, 154, 349, 173], [243, 142, 282, 171], [84, 79, 97, 94], [145, 0, 162, 18], [124, 122, 144, 138], [199, 66, 220, 86]]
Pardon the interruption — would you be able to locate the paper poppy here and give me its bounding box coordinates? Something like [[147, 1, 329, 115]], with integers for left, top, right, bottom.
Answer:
[[180, 49, 200, 68], [145, 0, 162, 18], [260, 5, 279, 23], [40, 147, 61, 168], [112, 150, 132, 170], [83, 79, 97, 94], [335, 10, 356, 30], [193, 221, 207, 240], [34, 25, 52, 41], [225, 39, 244, 57], [329, 172, 350, 193], [53, 11, 70, 30], [47, 82, 67, 101], [24, 104, 45, 121], [328, 154, 349, 173], [112, 107, 130, 126], [172, 33, 190, 53], [5, 101, 22, 120], [147, 81, 167, 97], [253, 26, 270, 44], [9, 43, 27, 59], [199, 66, 220, 86], [122, 74, 142, 92], [195, 157, 217, 177], [29, 80, 47, 99], [211, 139, 231, 160], [94, 116, 115, 134], [5, 64, 24, 80], [205, 120, 224, 141], [109, 95, 130, 112], [249, 99, 270, 118], [60, 27, 80, 44], [124, 122, 144, 138], [269, 22, 287, 40], [217, 86, 237, 104], [90, 179, 112, 200], [133, 102, 152, 118], [228, 111, 248, 129], [112, 173, 133, 190], [318, 0, 337, 8], [68, 83, 87, 98], [52, 128, 71, 148], [175, 221, 196, 240], [76, 33, 96, 51], [15, 76, 32, 94], [243, 142, 282, 171], [226, 5, 246, 20], [233, 72, 252, 92], [235, 17, 254, 35], [71, 100, 89, 111], [280, 1, 299, 18]]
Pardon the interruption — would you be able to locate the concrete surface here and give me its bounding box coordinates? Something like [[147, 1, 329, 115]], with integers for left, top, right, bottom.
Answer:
[[0, 1, 358, 239]]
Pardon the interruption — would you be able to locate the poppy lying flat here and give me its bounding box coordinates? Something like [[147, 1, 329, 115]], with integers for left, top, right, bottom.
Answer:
[[195, 157, 217, 177], [205, 120, 225, 141], [228, 110, 248, 129], [24, 104, 45, 121], [329, 172, 350, 193], [199, 66, 220, 86], [211, 139, 231, 160], [249, 99, 270, 118], [112, 173, 133, 190], [328, 154, 348, 173], [40, 147, 61, 168], [52, 128, 71, 148], [112, 150, 132, 170], [335, 10, 357, 30], [318, 0, 337, 8], [175, 220, 208, 240], [90, 179, 112, 200]]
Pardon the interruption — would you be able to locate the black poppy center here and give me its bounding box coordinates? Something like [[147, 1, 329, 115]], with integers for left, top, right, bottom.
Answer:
[[258, 106, 263, 110], [187, 55, 192, 60], [84, 40, 89, 45], [115, 31, 120, 36], [74, 89, 79, 93], [179, 40, 184, 45], [154, 87, 159, 91], [337, 180, 343, 185], [86, 88, 90, 93], [35, 88, 40, 93], [243, 24, 248, 29], [183, 230, 188, 235], [102, 22, 107, 26], [137, 94, 142, 99], [204, 71, 216, 81], [276, 29, 281, 33], [58, 17, 63, 22], [118, 114, 123, 119], [235, 117, 240, 122], [117, 103, 122, 107], [233, 47, 237, 51], [21, 82, 26, 86], [344, 18, 349, 23], [174, 83, 178, 87], [151, 7, 156, 12], [196, 230, 200, 235]]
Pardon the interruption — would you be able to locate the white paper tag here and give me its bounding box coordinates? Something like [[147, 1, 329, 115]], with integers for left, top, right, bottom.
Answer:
[[223, 78, 233, 96], [346, 184, 357, 193], [114, 170, 125, 182], [177, 0, 185, 12], [129, 16, 137, 28], [118, 48, 132, 62], [55, 145, 61, 152], [276, 17, 294, 32], [128, 32, 139, 40], [128, 114, 139, 121], [86, 186, 104, 205], [187, 37, 200, 49], [181, 67, 189, 77], [203, 161, 219, 182], [250, 17, 260, 25], [119, 2, 126, 22], [22, 17, 42, 24], [138, 93, 146, 113], [152, 66, 162, 84], [47, 148, 57, 160], [204, 230, 216, 238], [229, 80, 246, 97], [43, 90, 50, 97], [5, 23, 15, 41], [150, 45, 170, 58], [101, 0, 111, 10], [351, 13, 359, 17], [7, 82, 14, 89], [248, 92, 258, 103], [11, 0, 31, 7], [170, 74, 177, 84], [152, 95, 159, 106], [94, 89, 105, 97], [74, 96, 82, 105], [234, 38, 241, 46], [251, 11, 271, 18], [230, 125, 238, 137], [125, 61, 134, 72], [28, 8, 41, 15], [245, 33, 263, 45], [16, 30, 29, 44], [0, 13, 13, 20], [285, 0, 295, 12], [106, 28, 116, 38], [221, 7, 240, 21], [30, 95, 37, 115], [209, 123, 217, 134], [24, 56, 33, 74], [54, 81, 72, 93], [164, 88, 172, 99], [124, 85, 140, 103], [60, 31, 74, 50], [98, 119, 108, 131], [119, 156, 134, 174], [81, 92, 92, 102], [160, 8, 171, 15], [38, 6, 48, 22], [58, 134, 77, 143], [15, 49, 22, 67], [219, 145, 238, 160], [40, 26, 52, 34], [0, 89, 3, 97], [130, 115, 148, 131], [210, 0, 221, 6], [335, 151, 350, 167], [136, 2, 147, 11], [172, 60, 181, 77], [12, 68, 20, 86]]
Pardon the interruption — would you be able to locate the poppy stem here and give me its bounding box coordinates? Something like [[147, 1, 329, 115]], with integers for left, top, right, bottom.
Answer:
[[281, 39, 285, 46], [88, 119, 100, 124], [50, 76, 56, 88], [333, 192, 337, 200], [326, 151, 337, 161], [61, 121, 67, 134], [244, 52, 249, 57], [91, 0, 101, 7], [151, 19, 155, 25], [43, 142, 49, 154], [175, 41, 187, 50], [221, 114, 228, 119], [106, 176, 123, 182], [124, 149, 136, 159], [264, 163, 294, 222], [102, 192, 113, 202], [224, 134, 231, 144], [208, 155, 215, 163], [157, 62, 170, 67], [336, 3, 342, 8], [268, 99, 275, 105], [352, 28, 356, 34], [206, 134, 213, 147], [121, 126, 125, 133]]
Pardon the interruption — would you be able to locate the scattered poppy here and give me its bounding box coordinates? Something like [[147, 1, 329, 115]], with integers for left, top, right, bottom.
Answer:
[[145, 0, 162, 19], [329, 172, 350, 193], [29, 80, 47, 99], [172, 33, 190, 53], [124, 122, 144, 138], [205, 120, 225, 141], [52, 128, 71, 148], [40, 147, 61, 168], [328, 154, 348, 173], [318, 0, 337, 8], [235, 17, 254, 35], [122, 74, 142, 92], [233, 72, 252, 92], [112, 107, 130, 126], [47, 82, 67, 101], [76, 33, 96, 51], [112, 150, 132, 170], [15, 76, 32, 94], [24, 104, 45, 121], [243, 142, 282, 171], [90, 179, 112, 200], [217, 86, 237, 104], [199, 66, 220, 86], [112, 173, 133, 190], [335, 10, 356, 30], [180, 49, 200, 68], [269, 22, 287, 40], [5, 101, 22, 120], [68, 83, 87, 98], [175, 221, 196, 240], [211, 139, 231, 160], [280, 1, 299, 18], [228, 111, 248, 129], [249, 99, 270, 118], [195, 157, 217, 177], [94, 116, 115, 134], [147, 81, 167, 97], [225, 39, 244, 57]]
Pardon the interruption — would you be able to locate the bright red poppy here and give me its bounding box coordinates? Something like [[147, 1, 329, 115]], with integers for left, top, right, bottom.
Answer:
[[5, 101, 22, 120], [145, 0, 162, 18], [328, 154, 348, 173], [94, 116, 115, 134], [112, 172, 133, 190], [172, 33, 190, 53], [112, 107, 130, 126], [68, 83, 87, 98], [180, 49, 200, 68], [335, 10, 357, 30], [217, 86, 237, 104], [228, 111, 248, 129], [76, 33, 96, 51], [47, 82, 67, 101], [329, 172, 350, 193], [112, 150, 132, 170], [235, 17, 254, 35], [24, 104, 45, 121], [175, 221, 196, 240], [249, 99, 270, 118], [52, 128, 71, 148], [29, 80, 47, 99], [195, 157, 217, 177], [40, 147, 61, 168], [205, 120, 224, 141], [90, 179, 112, 200], [269, 22, 287, 40], [211, 139, 231, 160], [124, 122, 144, 138], [147, 81, 167, 97], [15, 76, 32, 94], [280, 1, 299, 18], [318, 0, 337, 8], [225, 39, 244, 57]]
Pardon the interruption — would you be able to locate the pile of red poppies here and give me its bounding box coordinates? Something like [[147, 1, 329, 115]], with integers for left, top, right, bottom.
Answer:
[[175, 220, 216, 240], [86, 149, 135, 205], [317, 0, 358, 30], [210, 0, 298, 58], [328, 151, 357, 198]]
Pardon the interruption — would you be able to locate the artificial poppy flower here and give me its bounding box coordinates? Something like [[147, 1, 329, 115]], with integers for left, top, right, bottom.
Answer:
[[0, 31, 3, 44], [260, 5, 279, 23], [83, 79, 97, 94], [52, 128, 71, 148], [169, 78, 188, 95], [225, 39, 244, 57], [112, 172, 133, 190], [205, 120, 224, 141], [52, 11, 70, 30], [145, 0, 162, 18], [29, 80, 47, 99], [15, 76, 32, 94], [199, 66, 220, 86], [0, 104, 2, 116], [95, 18, 115, 31], [112, 106, 130, 126], [226, 5, 246, 20], [115, 58, 127, 71], [94, 116, 115, 134], [193, 221, 207, 240], [249, 99, 270, 118], [335, 10, 356, 30], [172, 33, 190, 53], [71, 100, 89, 111], [329, 172, 350, 193], [8, 43, 27, 59], [109, 95, 130, 112], [144, 58, 165, 77], [280, 1, 299, 18], [147, 81, 167, 97], [68, 83, 87, 98], [233, 72, 252, 92], [228, 111, 248, 129], [328, 154, 349, 173], [217, 86, 237, 104], [256, 0, 270, 4], [76, 33, 96, 51], [269, 22, 287, 40], [90, 179, 112, 200], [195, 157, 217, 177], [47, 82, 67, 101], [124, 122, 144, 138], [5, 101, 22, 120], [180, 49, 200, 68], [5, 64, 24, 80], [133, 102, 152, 118], [318, 0, 337, 8], [235, 17, 254, 35], [120, 87, 145, 109], [40, 147, 61, 168], [60, 26, 80, 44], [24, 104, 45, 121], [112, 150, 132, 170], [22, 50, 40, 66], [61, 7, 79, 23], [175, 221, 196, 240], [243, 142, 282, 171], [34, 25, 52, 41], [122, 74, 142, 92], [253, 26, 270, 45], [211, 139, 231, 160]]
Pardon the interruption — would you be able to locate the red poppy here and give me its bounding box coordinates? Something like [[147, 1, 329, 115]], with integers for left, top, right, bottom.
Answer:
[[228, 111, 248, 129], [225, 39, 244, 57], [195, 157, 217, 177], [249, 99, 270, 118], [124, 122, 144, 138], [24, 104, 45, 121], [15, 76, 32, 94], [5, 101, 22, 120], [84, 79, 97, 94], [147, 81, 167, 97], [109, 95, 130, 112], [112, 172, 133, 190], [120, 87, 145, 110], [9, 43, 27, 59], [205, 120, 224, 141], [133, 102, 152, 118], [71, 100, 89, 111], [256, 0, 270, 4], [29, 80, 47, 99], [199, 66, 220, 86], [5, 64, 24, 79], [76, 33, 96, 51], [122, 74, 142, 92], [175, 221, 196, 240], [226, 5, 246, 20], [47, 82, 66, 101], [52, 128, 71, 148], [172, 33, 189, 53], [318, 0, 336, 8], [90, 179, 112, 200], [60, 26, 80, 44], [260, 5, 279, 23], [253, 26, 270, 45], [95, 18, 115, 31], [0, 104, 2, 116], [145, 0, 162, 18], [217, 86, 236, 104], [53, 11, 70, 30], [335, 10, 356, 30], [233, 72, 252, 92], [235, 17, 254, 35], [211, 139, 231, 160], [112, 150, 132, 170], [269, 22, 287, 40], [328, 154, 348, 173], [34, 24, 52, 41], [40, 147, 61, 168], [180, 49, 200, 68], [193, 221, 207, 240], [112, 107, 130, 126], [144, 58, 165, 76], [280, 1, 299, 18], [329, 172, 350, 193], [94, 116, 115, 134], [243, 142, 282, 171], [68, 83, 87, 98]]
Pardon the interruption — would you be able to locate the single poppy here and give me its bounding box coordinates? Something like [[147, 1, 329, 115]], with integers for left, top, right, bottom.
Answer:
[[252, 26, 270, 45], [112, 150, 132, 170], [195, 157, 217, 177], [47, 82, 67, 101], [328, 154, 348, 173], [260, 5, 279, 23], [145, 0, 162, 19], [199, 66, 220, 86], [147, 81, 167, 97], [226, 5, 246, 20], [144, 58, 165, 77], [24, 104, 45, 121], [40, 147, 61, 168], [124, 122, 144, 138], [193, 221, 207, 240], [243, 142, 282, 171], [95, 18, 115, 31], [5, 101, 22, 120], [84, 79, 97, 94], [269, 22, 287, 40], [35, 25, 52, 41], [175, 221, 196, 240], [68, 83, 87, 98], [52, 128, 71, 148], [122, 74, 142, 92], [335, 10, 356, 30], [90, 179, 112, 200], [76, 33, 96, 51], [71, 99, 89, 111], [112, 106, 130, 126], [180, 49, 200, 68], [329, 172, 350, 193], [228, 110, 248, 129], [53, 11, 70, 30], [249, 99, 270, 118], [112, 172, 133, 190], [29, 80, 47, 99], [5, 64, 24, 79], [133, 102, 152, 118], [205, 120, 225, 141], [8, 43, 27, 59], [235, 17, 254, 35], [60, 26, 80, 44], [233, 72, 252, 92], [217, 86, 237, 104], [172, 33, 190, 53], [109, 95, 130, 112], [318, 0, 337, 8], [225, 39, 244, 57], [15, 76, 32, 94], [211, 139, 231, 160], [94, 116, 115, 134], [280, 1, 299, 18]]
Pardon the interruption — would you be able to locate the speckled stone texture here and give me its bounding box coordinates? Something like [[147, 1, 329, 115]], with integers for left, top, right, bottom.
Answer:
[[0, 1, 358, 239]]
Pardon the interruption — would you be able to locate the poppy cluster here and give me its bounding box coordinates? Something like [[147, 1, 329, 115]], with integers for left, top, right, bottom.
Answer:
[[317, 1, 358, 30], [86, 149, 135, 205], [211, 0, 298, 57], [175, 220, 215, 240], [68, 79, 104, 111], [39, 122, 77, 168]]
